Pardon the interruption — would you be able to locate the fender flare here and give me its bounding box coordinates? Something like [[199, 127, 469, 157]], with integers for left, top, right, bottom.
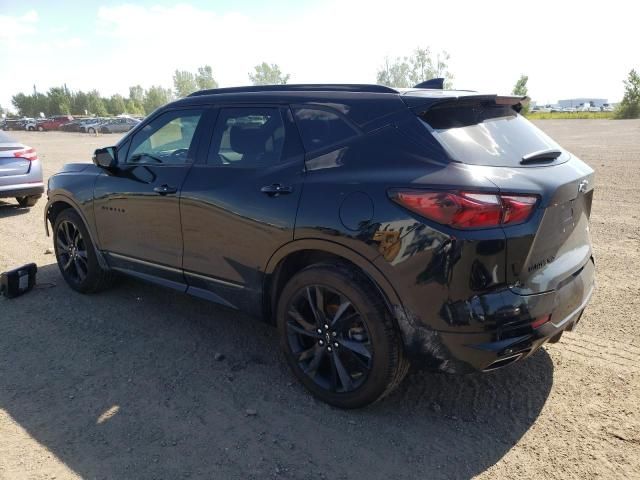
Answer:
[[44, 193, 109, 269], [264, 238, 404, 311]]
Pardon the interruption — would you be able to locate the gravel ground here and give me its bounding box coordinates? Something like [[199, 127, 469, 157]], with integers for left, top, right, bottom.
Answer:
[[1, 121, 639, 480]]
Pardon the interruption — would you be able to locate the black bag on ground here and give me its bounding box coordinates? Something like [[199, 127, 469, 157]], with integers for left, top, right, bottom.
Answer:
[[0, 263, 37, 299]]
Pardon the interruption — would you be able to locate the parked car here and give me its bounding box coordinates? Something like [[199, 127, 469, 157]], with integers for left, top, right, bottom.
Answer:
[[562, 107, 577, 113], [38, 115, 74, 131], [82, 118, 108, 134], [601, 104, 614, 112], [2, 118, 32, 130], [550, 106, 563, 113], [45, 83, 595, 408], [0, 131, 43, 207], [99, 117, 140, 134], [60, 118, 94, 132]]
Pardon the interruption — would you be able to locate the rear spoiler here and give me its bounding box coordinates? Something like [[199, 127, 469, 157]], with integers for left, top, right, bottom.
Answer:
[[403, 93, 531, 114]]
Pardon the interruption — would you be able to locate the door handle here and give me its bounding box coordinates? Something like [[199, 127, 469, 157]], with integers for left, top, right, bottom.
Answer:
[[153, 184, 178, 195], [260, 184, 293, 196]]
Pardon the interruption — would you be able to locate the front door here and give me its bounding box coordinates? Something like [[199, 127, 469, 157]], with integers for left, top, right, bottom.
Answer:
[[94, 108, 206, 283], [180, 106, 306, 313]]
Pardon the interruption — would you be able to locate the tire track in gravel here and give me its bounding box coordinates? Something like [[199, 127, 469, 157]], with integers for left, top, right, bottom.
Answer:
[[552, 331, 640, 373]]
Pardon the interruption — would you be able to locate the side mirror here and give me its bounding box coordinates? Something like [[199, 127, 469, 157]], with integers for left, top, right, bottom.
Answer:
[[93, 147, 118, 169]]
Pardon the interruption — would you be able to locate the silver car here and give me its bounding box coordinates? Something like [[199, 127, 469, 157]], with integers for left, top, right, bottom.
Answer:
[[0, 131, 43, 207], [99, 117, 140, 134]]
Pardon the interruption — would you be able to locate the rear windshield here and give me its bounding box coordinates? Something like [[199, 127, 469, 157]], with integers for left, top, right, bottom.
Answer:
[[420, 104, 567, 167]]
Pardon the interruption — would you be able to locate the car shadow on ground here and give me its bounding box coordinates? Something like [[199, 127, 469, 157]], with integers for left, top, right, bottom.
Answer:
[[0, 201, 31, 218], [0, 262, 554, 480]]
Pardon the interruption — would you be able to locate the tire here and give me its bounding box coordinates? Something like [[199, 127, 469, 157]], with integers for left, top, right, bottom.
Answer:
[[37, 125, 44, 132], [277, 263, 409, 408], [53, 209, 116, 293], [16, 195, 40, 208], [87, 127, 95, 134]]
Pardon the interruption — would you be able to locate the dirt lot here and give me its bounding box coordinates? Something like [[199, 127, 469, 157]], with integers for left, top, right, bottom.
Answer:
[[1, 121, 639, 480]]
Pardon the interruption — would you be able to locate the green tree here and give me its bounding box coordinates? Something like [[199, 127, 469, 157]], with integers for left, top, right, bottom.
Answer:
[[512, 74, 530, 114], [106, 94, 127, 115], [377, 47, 453, 89], [71, 91, 89, 115], [614, 69, 640, 119], [47, 87, 71, 115], [173, 70, 197, 97], [196, 65, 218, 90], [125, 99, 144, 116], [87, 90, 107, 116], [376, 57, 411, 88], [144, 85, 171, 113], [249, 62, 290, 85]]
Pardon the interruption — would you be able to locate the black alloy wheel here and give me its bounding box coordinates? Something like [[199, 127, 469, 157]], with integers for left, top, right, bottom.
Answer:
[[286, 284, 373, 393], [56, 219, 89, 285], [53, 209, 116, 293], [278, 264, 409, 408]]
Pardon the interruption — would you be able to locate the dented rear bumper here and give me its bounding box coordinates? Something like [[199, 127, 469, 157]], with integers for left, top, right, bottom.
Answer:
[[394, 257, 595, 373]]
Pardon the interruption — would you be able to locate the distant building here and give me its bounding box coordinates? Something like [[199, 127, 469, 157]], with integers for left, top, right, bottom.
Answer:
[[558, 98, 608, 108]]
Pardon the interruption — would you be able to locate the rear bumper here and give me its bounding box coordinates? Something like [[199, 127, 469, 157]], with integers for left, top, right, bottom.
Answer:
[[397, 257, 595, 372], [0, 183, 45, 198]]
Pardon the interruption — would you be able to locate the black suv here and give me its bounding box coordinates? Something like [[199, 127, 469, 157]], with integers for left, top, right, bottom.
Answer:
[[45, 83, 595, 408]]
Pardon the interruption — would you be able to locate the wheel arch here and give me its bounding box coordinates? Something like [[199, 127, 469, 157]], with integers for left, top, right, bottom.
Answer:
[[263, 239, 404, 325], [45, 194, 109, 269]]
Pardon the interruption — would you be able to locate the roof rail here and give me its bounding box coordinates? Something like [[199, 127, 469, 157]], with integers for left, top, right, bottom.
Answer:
[[188, 84, 398, 97], [414, 78, 445, 90]]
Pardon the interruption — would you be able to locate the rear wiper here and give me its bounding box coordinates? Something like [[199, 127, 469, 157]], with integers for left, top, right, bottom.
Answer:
[[520, 149, 562, 164]]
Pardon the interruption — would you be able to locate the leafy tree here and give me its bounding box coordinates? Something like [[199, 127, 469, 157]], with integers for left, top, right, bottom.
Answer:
[[614, 69, 640, 119], [125, 99, 144, 115], [87, 90, 107, 116], [512, 74, 530, 114], [47, 87, 71, 115], [377, 47, 453, 89], [377, 57, 412, 88], [249, 62, 290, 85], [127, 85, 145, 114], [196, 65, 218, 90], [173, 70, 197, 97], [144, 85, 171, 113], [106, 94, 127, 115]]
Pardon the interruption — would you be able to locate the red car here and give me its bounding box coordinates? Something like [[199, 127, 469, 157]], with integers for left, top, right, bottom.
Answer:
[[38, 115, 74, 131]]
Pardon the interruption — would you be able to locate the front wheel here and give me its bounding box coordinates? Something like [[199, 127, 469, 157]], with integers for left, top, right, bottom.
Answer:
[[277, 264, 409, 408], [87, 127, 95, 134], [53, 209, 116, 293], [37, 125, 44, 132]]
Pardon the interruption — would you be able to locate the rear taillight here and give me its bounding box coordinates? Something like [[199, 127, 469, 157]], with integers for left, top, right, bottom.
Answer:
[[13, 147, 38, 162], [392, 191, 538, 229]]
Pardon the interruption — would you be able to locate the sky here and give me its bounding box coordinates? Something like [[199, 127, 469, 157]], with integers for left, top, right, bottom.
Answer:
[[0, 0, 638, 112]]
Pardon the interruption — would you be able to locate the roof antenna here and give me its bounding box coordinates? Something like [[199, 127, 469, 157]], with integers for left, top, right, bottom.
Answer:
[[414, 78, 445, 89]]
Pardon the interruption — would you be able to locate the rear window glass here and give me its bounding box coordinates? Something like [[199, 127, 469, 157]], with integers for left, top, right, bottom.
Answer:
[[421, 104, 567, 166], [293, 107, 358, 154]]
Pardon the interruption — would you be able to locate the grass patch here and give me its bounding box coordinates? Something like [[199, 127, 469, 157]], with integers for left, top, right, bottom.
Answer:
[[527, 111, 614, 120]]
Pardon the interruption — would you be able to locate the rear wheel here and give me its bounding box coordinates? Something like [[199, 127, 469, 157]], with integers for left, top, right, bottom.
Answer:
[[53, 209, 116, 293], [277, 264, 409, 408], [16, 195, 40, 208], [87, 127, 96, 134]]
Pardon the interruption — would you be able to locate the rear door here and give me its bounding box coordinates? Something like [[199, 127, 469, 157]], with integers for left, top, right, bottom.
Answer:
[[417, 100, 594, 294], [180, 105, 305, 312], [94, 108, 206, 283]]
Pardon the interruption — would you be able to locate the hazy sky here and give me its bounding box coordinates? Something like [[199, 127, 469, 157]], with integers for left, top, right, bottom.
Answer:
[[1, 0, 637, 111]]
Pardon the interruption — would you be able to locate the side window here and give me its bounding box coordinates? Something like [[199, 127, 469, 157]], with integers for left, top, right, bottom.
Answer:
[[293, 107, 358, 153], [126, 109, 203, 165], [208, 108, 285, 167]]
